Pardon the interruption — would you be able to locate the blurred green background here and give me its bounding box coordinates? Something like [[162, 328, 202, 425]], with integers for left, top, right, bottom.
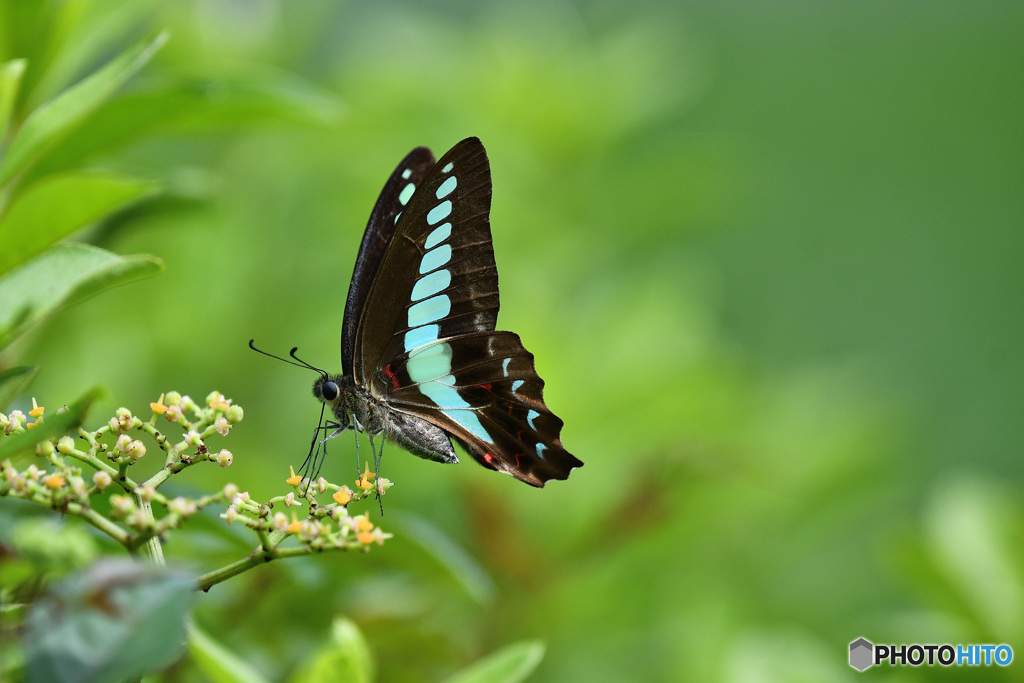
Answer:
[[3, 0, 1023, 680]]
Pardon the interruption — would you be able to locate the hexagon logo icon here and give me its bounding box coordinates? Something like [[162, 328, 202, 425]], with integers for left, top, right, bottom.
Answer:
[[849, 637, 874, 671]]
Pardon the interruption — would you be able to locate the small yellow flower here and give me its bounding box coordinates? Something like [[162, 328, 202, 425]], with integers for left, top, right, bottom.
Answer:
[[332, 486, 353, 506], [29, 398, 44, 418], [43, 473, 65, 489], [286, 466, 302, 486], [355, 515, 374, 533], [206, 391, 230, 412], [286, 513, 303, 534], [357, 531, 375, 544], [150, 393, 168, 415]]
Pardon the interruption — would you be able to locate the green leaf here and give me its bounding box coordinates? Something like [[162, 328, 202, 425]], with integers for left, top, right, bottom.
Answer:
[[0, 59, 26, 143], [444, 641, 546, 683], [287, 617, 374, 683], [29, 67, 344, 177], [23, 559, 195, 683], [0, 243, 163, 351], [188, 621, 269, 683], [0, 170, 160, 275], [0, 365, 38, 410], [25, 1, 163, 109], [0, 387, 101, 461], [0, 31, 168, 186]]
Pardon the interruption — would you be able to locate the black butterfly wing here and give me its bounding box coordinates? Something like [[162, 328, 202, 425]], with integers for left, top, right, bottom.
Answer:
[[352, 137, 581, 486], [342, 146, 436, 376], [383, 331, 583, 486], [352, 137, 498, 383]]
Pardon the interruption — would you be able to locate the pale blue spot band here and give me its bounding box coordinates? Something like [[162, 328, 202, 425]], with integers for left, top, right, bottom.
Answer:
[[408, 294, 451, 327], [406, 342, 493, 443], [411, 270, 451, 302], [404, 324, 440, 352], [436, 176, 457, 199], [419, 244, 452, 274], [427, 200, 452, 225], [408, 343, 452, 381], [399, 182, 415, 205], [424, 223, 451, 249]]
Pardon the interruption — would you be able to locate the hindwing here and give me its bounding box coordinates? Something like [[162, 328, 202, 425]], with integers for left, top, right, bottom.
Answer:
[[379, 332, 582, 486]]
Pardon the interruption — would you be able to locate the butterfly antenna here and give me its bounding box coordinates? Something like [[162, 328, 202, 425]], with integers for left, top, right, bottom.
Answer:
[[248, 339, 328, 378], [289, 347, 328, 377]]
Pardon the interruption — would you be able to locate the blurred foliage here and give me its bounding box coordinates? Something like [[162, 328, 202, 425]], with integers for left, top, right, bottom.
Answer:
[[23, 560, 195, 683], [0, 0, 1022, 681]]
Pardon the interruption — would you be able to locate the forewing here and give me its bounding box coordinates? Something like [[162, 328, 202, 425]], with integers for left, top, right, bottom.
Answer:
[[379, 331, 583, 487], [353, 137, 497, 383], [342, 146, 436, 376]]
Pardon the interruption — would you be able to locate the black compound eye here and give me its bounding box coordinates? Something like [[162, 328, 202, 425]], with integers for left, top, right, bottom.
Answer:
[[321, 381, 339, 401]]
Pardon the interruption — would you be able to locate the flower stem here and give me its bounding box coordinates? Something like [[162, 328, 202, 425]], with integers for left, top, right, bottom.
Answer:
[[134, 494, 165, 566], [195, 545, 317, 592]]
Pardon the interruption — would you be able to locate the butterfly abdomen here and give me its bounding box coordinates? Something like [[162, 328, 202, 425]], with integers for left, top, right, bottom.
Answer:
[[379, 408, 459, 464]]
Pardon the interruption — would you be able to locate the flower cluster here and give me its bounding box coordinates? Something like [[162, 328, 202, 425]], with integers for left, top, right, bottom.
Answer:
[[2, 390, 395, 589], [220, 463, 393, 553], [2, 397, 46, 435], [0, 392, 241, 551]]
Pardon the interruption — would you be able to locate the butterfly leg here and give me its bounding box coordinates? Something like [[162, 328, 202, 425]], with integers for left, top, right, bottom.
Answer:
[[352, 413, 363, 479], [300, 420, 348, 492], [367, 432, 385, 515]]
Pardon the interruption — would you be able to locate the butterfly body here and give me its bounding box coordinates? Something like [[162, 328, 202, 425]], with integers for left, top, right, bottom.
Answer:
[[313, 373, 458, 464], [315, 137, 582, 487]]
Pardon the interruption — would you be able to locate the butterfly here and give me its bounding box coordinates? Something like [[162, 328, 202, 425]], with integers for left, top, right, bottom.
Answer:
[[256, 138, 582, 487]]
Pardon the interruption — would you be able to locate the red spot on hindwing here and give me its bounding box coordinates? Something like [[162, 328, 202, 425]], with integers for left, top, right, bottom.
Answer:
[[483, 453, 497, 469], [384, 364, 401, 390], [479, 382, 492, 391]]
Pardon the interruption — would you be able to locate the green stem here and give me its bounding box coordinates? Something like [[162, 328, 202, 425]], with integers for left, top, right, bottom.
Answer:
[[64, 449, 138, 491], [71, 502, 132, 545], [133, 494, 165, 566], [144, 465, 174, 490], [195, 545, 314, 592]]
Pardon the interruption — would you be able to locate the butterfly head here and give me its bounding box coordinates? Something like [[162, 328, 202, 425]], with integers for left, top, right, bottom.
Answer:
[[249, 338, 347, 401], [312, 373, 353, 405]]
